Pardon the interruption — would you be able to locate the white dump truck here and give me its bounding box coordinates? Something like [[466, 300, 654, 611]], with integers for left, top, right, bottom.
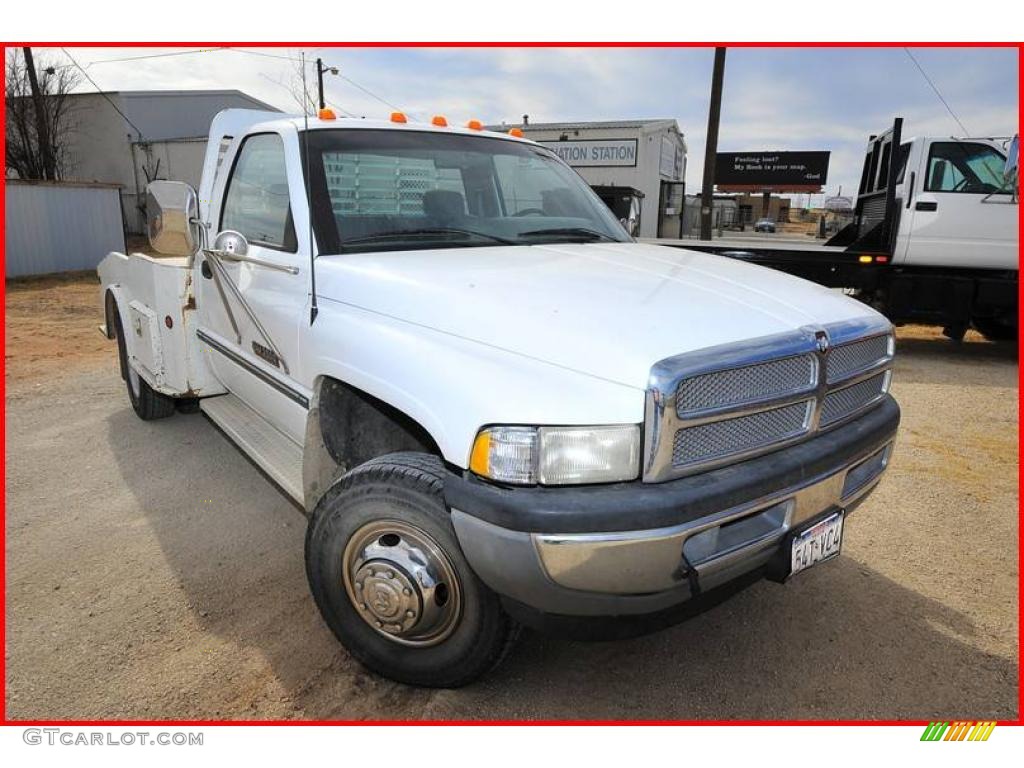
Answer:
[[98, 108, 901, 686]]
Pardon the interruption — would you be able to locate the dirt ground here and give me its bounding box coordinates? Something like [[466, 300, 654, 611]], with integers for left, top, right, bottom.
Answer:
[[4, 274, 1019, 720]]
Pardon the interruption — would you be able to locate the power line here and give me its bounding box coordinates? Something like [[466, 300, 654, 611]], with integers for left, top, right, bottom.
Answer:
[[59, 47, 146, 140], [228, 48, 414, 118], [257, 71, 359, 118], [903, 47, 970, 136], [88, 48, 229, 66], [45, 47, 227, 70], [54, 46, 410, 125]]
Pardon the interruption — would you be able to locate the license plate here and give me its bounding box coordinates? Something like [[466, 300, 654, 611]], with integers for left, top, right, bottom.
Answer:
[[790, 510, 844, 577]]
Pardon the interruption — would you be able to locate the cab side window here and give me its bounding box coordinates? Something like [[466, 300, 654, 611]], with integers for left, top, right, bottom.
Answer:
[[925, 142, 1006, 194], [220, 133, 297, 251]]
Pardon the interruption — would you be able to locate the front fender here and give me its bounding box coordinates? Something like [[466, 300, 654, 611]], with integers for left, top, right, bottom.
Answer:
[[301, 298, 644, 468]]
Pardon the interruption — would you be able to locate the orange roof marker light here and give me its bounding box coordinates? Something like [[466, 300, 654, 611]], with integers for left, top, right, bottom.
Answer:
[[508, 128, 524, 138], [431, 115, 448, 127], [317, 108, 337, 120], [466, 119, 483, 131], [390, 111, 408, 124]]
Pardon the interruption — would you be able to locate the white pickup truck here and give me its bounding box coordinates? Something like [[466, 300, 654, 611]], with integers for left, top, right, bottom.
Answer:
[[98, 108, 901, 687]]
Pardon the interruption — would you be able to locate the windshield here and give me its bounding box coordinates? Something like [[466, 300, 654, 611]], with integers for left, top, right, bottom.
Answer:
[[304, 129, 631, 254]]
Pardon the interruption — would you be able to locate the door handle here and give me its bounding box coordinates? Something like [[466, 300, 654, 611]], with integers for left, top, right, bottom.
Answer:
[[201, 260, 213, 279], [915, 201, 938, 212]]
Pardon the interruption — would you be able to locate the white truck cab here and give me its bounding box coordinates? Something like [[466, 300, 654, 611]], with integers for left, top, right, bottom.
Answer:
[[98, 109, 900, 687], [895, 134, 1017, 270]]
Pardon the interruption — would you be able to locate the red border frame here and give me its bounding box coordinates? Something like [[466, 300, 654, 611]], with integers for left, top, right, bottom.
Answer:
[[0, 41, 1020, 728]]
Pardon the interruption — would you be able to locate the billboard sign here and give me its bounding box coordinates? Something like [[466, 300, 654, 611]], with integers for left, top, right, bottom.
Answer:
[[715, 151, 830, 190]]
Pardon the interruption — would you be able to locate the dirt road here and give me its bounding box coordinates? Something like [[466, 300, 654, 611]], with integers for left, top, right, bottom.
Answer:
[[4, 275, 1019, 720]]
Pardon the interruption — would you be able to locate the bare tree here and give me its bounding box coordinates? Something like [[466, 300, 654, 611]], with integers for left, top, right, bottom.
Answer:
[[259, 52, 318, 116], [5, 49, 81, 180]]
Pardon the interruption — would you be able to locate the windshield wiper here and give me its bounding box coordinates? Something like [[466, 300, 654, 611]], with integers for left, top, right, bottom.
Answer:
[[342, 228, 516, 247], [517, 227, 619, 243]]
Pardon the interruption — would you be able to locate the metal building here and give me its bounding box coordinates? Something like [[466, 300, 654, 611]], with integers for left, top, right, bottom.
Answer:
[[57, 90, 279, 233], [5, 180, 126, 277], [491, 119, 687, 239]]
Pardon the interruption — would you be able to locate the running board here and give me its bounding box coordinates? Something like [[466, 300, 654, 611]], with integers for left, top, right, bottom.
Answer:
[[200, 394, 304, 503]]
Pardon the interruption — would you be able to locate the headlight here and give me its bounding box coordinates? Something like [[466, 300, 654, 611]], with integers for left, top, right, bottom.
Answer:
[[470, 424, 641, 485]]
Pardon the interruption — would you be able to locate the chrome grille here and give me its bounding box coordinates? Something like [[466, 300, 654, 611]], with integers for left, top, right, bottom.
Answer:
[[821, 372, 889, 426], [826, 335, 891, 383], [676, 355, 816, 415], [644, 320, 895, 483], [672, 401, 812, 468]]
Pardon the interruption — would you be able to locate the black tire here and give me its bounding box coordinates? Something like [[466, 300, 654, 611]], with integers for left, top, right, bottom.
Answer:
[[305, 452, 518, 687], [175, 397, 202, 414], [972, 318, 1018, 342], [111, 307, 176, 421]]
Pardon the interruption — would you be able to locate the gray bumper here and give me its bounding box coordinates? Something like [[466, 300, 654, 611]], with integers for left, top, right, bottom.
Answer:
[[452, 439, 893, 617]]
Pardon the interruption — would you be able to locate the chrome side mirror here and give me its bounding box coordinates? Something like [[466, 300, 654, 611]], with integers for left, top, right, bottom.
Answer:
[[146, 181, 199, 256], [212, 230, 249, 258]]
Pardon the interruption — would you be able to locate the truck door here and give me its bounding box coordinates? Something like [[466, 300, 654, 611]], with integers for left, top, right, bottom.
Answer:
[[196, 130, 311, 443], [900, 140, 1017, 269]]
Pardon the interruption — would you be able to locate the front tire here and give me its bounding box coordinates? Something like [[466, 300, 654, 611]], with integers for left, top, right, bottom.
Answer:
[[305, 453, 517, 687]]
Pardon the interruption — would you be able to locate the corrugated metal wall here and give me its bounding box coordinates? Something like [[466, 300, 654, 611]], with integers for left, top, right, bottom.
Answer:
[[5, 181, 126, 277]]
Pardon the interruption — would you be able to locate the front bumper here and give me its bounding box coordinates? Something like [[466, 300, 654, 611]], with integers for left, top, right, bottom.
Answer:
[[444, 395, 899, 619]]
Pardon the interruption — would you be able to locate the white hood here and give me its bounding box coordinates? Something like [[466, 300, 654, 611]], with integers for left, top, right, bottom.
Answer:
[[315, 242, 878, 390]]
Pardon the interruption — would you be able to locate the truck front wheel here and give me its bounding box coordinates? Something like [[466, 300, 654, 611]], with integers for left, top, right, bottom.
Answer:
[[305, 453, 517, 687]]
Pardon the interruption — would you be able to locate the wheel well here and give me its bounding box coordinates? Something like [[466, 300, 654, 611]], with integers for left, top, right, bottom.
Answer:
[[302, 376, 443, 513], [104, 289, 119, 339], [320, 377, 441, 466]]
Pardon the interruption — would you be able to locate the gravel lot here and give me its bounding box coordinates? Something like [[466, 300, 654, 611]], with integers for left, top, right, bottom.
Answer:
[[4, 274, 1019, 721]]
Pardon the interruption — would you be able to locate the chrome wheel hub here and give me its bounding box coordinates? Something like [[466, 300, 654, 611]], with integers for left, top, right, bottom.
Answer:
[[343, 520, 462, 647]]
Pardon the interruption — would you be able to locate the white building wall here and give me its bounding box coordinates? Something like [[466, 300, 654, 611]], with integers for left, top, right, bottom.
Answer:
[[518, 121, 686, 238], [58, 91, 278, 233]]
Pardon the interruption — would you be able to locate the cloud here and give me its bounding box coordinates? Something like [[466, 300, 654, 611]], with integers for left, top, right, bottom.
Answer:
[[38, 45, 1018, 199]]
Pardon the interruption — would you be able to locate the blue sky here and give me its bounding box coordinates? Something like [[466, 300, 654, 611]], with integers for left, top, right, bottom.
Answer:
[[43, 46, 1021, 198]]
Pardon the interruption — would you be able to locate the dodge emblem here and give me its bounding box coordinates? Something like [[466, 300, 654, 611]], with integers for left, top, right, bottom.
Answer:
[[815, 332, 830, 353]]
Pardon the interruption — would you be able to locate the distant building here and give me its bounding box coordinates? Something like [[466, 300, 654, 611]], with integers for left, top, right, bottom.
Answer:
[[730, 193, 792, 224], [490, 119, 687, 239], [57, 89, 278, 232], [824, 195, 854, 211]]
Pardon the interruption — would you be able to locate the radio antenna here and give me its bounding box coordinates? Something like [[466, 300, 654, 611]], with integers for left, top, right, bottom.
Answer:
[[301, 52, 319, 324]]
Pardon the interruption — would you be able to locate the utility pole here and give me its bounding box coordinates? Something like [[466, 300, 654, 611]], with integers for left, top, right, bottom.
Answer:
[[316, 58, 326, 110], [22, 47, 56, 180], [700, 47, 727, 240]]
